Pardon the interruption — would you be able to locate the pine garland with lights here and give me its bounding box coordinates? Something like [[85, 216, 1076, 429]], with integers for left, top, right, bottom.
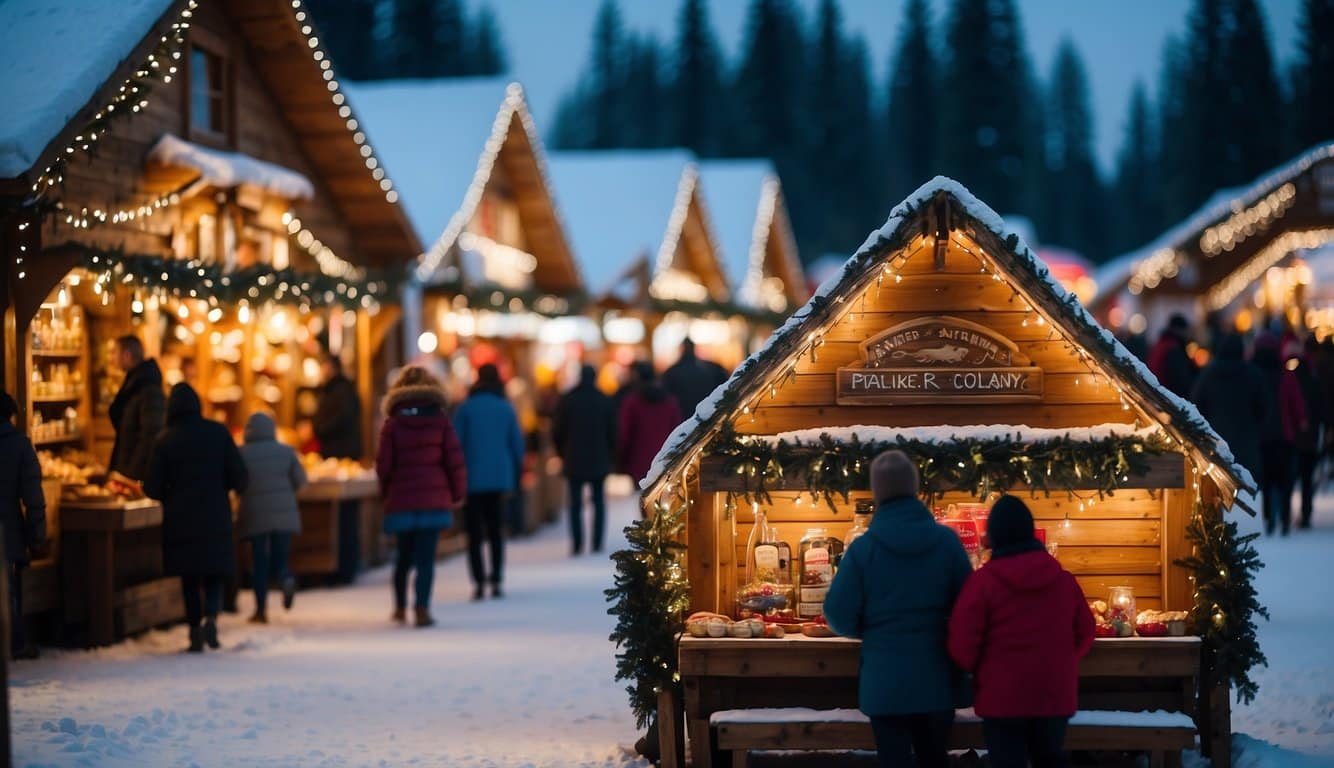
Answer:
[[605, 500, 690, 731], [708, 421, 1171, 511], [68, 243, 397, 311], [430, 278, 589, 318], [1178, 510, 1268, 704]]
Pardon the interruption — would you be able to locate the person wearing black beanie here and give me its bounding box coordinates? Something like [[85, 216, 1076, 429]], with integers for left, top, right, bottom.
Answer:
[[948, 495, 1095, 767]]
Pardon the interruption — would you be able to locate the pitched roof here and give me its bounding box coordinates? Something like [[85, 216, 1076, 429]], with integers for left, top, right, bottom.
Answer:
[[698, 159, 805, 311], [0, 0, 177, 178], [546, 150, 707, 296], [641, 176, 1255, 506]]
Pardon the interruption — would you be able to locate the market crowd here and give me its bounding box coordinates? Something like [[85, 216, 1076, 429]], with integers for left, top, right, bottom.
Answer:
[[2, 334, 728, 656], [1144, 313, 1333, 536]]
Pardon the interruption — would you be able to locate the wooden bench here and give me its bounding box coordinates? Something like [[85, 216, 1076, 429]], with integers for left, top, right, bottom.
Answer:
[[712, 707, 1197, 768]]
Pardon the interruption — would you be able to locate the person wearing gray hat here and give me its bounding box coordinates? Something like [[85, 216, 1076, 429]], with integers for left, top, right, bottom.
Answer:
[[824, 450, 973, 768]]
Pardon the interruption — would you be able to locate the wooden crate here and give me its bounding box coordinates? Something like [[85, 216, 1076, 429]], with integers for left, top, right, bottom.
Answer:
[[117, 577, 183, 636]]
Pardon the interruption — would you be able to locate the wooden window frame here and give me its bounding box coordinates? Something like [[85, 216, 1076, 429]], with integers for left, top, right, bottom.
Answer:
[[183, 29, 235, 147]]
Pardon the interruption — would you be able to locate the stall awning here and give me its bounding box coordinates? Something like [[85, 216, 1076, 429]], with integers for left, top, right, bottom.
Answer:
[[146, 133, 315, 201]]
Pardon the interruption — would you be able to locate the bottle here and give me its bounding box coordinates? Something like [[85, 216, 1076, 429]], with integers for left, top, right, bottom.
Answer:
[[750, 506, 780, 585], [845, 500, 873, 550], [798, 528, 833, 618]]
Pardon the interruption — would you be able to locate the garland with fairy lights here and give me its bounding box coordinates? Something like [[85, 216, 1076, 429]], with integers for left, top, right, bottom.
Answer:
[[67, 244, 397, 311], [605, 499, 690, 736], [707, 421, 1173, 511], [429, 278, 589, 318], [1178, 508, 1268, 704]]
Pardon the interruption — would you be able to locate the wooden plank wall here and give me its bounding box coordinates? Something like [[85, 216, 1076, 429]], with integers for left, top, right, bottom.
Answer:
[[685, 236, 1199, 616]]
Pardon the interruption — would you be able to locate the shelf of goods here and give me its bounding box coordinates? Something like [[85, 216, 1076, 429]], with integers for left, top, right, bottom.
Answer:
[[26, 304, 91, 452]]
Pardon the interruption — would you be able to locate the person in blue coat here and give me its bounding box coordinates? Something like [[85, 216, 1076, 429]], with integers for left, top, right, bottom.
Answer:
[[824, 449, 973, 768], [452, 363, 525, 600]]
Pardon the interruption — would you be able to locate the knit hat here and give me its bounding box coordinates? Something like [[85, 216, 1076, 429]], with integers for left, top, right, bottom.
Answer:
[[870, 450, 919, 503], [987, 495, 1041, 557]]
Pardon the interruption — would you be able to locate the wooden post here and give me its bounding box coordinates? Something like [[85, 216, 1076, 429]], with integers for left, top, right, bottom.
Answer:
[[657, 687, 685, 768], [1208, 683, 1232, 768]]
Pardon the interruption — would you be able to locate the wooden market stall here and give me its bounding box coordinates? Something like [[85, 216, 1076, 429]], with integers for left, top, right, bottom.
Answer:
[[349, 78, 585, 533], [698, 160, 808, 354], [0, 0, 420, 642], [1091, 142, 1334, 341], [638, 179, 1256, 767]]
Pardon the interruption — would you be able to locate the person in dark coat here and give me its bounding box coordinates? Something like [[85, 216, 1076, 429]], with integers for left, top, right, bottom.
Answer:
[[552, 365, 617, 555], [237, 412, 307, 623], [1147, 314, 1197, 398], [948, 495, 1096, 768], [144, 384, 247, 652], [312, 355, 362, 460], [452, 364, 524, 601], [376, 366, 467, 627], [824, 450, 973, 768], [1292, 337, 1325, 529], [1253, 333, 1307, 536], [1190, 333, 1266, 480], [617, 361, 682, 489], [1, 392, 47, 659], [108, 335, 166, 482], [661, 338, 728, 421]]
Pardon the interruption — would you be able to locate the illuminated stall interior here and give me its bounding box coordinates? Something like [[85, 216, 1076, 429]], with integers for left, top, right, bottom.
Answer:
[[346, 78, 583, 402], [546, 150, 738, 389], [1092, 142, 1334, 342], [699, 160, 808, 354]]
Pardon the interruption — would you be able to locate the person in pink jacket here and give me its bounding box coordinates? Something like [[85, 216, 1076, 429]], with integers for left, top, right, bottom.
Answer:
[[616, 361, 682, 490]]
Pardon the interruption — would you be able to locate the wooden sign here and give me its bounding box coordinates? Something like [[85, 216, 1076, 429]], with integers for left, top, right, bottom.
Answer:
[[836, 316, 1043, 404]]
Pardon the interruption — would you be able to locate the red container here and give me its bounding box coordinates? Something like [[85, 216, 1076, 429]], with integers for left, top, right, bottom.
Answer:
[[1034, 527, 1047, 544], [943, 519, 981, 553]]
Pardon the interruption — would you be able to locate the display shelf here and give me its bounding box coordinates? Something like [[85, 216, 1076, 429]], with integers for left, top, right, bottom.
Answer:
[[31, 349, 85, 358], [31, 394, 81, 403], [33, 432, 84, 446], [26, 302, 91, 454]]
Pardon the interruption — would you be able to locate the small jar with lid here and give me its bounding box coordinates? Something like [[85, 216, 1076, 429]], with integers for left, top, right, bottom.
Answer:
[[797, 528, 834, 618]]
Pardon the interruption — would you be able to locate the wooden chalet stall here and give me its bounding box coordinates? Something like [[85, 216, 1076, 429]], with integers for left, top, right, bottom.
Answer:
[[0, 0, 419, 643], [349, 78, 583, 533], [698, 160, 808, 354], [546, 151, 742, 381], [1092, 142, 1334, 341], [640, 180, 1255, 767]]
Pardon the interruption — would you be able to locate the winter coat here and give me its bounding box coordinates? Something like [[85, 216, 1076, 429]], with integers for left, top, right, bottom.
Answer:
[[1190, 357, 1266, 478], [452, 390, 524, 494], [1293, 357, 1324, 454], [617, 385, 682, 484], [313, 373, 362, 459], [1255, 349, 1307, 446], [144, 385, 247, 576], [1147, 331, 1196, 398], [237, 413, 307, 537], [823, 496, 974, 716], [662, 353, 728, 421], [947, 548, 1095, 719], [552, 374, 617, 480], [377, 383, 468, 513], [108, 359, 166, 481], [0, 422, 47, 565]]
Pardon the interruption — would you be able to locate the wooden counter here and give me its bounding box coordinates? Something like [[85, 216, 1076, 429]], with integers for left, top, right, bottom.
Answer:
[[292, 477, 381, 577], [60, 498, 181, 646], [676, 635, 1205, 768]]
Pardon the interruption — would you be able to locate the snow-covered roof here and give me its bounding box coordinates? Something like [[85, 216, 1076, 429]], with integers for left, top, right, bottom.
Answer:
[[147, 134, 315, 200], [0, 0, 176, 177], [1095, 142, 1334, 303], [343, 77, 515, 252], [641, 175, 1256, 506], [546, 150, 697, 296], [698, 160, 772, 299]]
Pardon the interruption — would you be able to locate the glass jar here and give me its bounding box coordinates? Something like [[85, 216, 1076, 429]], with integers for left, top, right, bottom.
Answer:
[[798, 528, 834, 618], [845, 501, 873, 550], [1108, 586, 1136, 636]]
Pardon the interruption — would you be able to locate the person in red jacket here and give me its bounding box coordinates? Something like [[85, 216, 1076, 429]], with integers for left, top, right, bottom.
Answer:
[[375, 366, 467, 627], [948, 495, 1095, 768], [617, 361, 682, 491]]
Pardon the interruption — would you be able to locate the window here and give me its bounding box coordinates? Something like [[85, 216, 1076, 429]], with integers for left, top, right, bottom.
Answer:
[[190, 45, 228, 138]]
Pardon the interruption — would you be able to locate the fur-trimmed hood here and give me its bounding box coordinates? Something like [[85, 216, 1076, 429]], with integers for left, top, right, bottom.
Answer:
[[383, 383, 448, 416]]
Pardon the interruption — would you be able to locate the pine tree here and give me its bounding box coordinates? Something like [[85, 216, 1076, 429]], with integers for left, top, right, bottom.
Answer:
[[670, 0, 728, 156], [588, 0, 627, 148], [1113, 82, 1161, 254], [731, 0, 807, 157], [884, 0, 937, 204], [307, 0, 380, 80], [468, 4, 508, 75], [1156, 33, 1193, 225], [391, 0, 442, 77], [1292, 0, 1334, 149], [1225, 0, 1283, 178], [938, 0, 1039, 213], [1040, 40, 1107, 260], [621, 35, 669, 148], [434, 0, 467, 76]]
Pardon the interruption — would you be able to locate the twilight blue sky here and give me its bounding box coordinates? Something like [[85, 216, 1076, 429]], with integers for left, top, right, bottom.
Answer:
[[485, 0, 1302, 174]]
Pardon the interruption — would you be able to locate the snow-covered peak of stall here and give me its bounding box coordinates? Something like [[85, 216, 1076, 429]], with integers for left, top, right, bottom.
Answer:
[[147, 134, 315, 200], [343, 78, 520, 254], [0, 0, 176, 177], [641, 175, 1256, 499], [698, 160, 773, 302]]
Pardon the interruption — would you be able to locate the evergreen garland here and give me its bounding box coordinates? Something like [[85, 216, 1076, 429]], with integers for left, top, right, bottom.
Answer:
[[708, 421, 1171, 511], [1178, 510, 1268, 704], [605, 500, 690, 730], [66, 243, 397, 311]]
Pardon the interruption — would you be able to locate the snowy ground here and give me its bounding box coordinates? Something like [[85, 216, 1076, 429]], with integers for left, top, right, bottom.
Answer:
[[9, 493, 652, 768], [8, 488, 1334, 767]]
